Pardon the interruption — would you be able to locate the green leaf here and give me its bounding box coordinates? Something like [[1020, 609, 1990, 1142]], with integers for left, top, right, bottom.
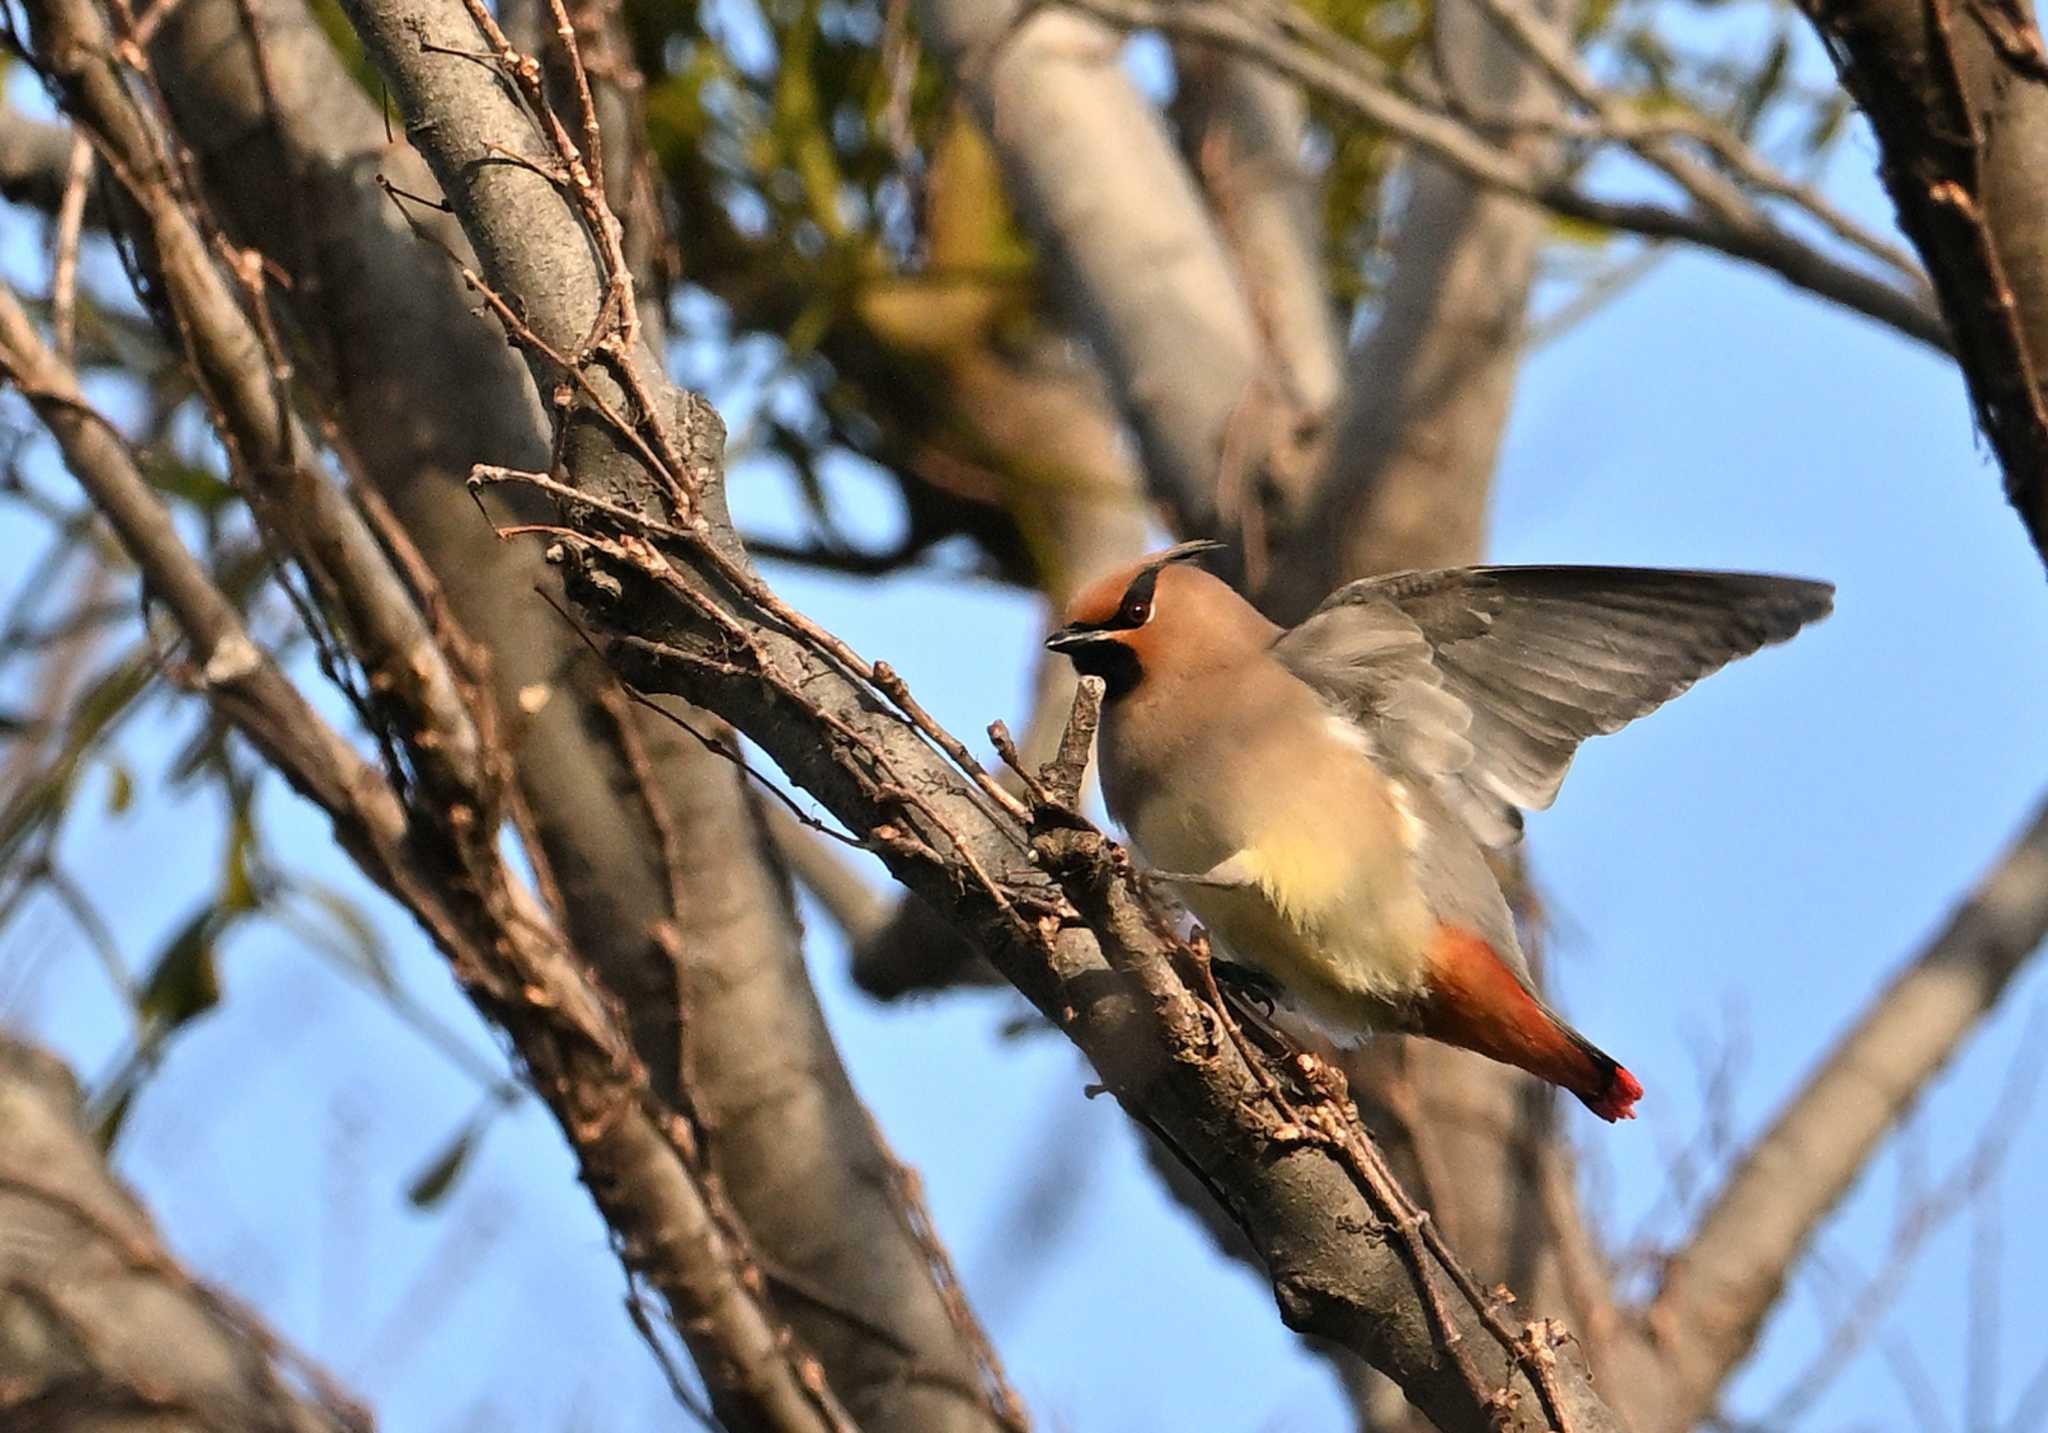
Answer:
[[143, 454, 237, 515], [0, 652, 152, 867], [138, 906, 224, 1029], [221, 801, 259, 913], [1731, 32, 1791, 137], [167, 714, 233, 787], [1549, 213, 1617, 246], [1805, 95, 1853, 154], [105, 761, 135, 815], [94, 1077, 140, 1151], [299, 879, 394, 990], [406, 1118, 484, 1208]]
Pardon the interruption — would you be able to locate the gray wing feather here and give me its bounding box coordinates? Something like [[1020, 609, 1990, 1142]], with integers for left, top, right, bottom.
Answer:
[[1272, 566, 1834, 848]]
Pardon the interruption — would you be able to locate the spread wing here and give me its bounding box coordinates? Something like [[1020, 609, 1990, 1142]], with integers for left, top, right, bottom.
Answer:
[[1270, 566, 1834, 847]]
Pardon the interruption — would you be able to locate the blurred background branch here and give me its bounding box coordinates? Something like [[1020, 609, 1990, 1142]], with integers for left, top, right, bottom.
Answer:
[[0, 1032, 368, 1433]]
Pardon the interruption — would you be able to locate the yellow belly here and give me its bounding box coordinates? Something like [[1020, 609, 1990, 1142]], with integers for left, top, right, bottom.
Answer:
[[1136, 786, 1436, 1033]]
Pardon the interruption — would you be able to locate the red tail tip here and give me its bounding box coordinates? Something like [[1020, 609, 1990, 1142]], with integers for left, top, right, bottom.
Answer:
[[1585, 1065, 1644, 1122]]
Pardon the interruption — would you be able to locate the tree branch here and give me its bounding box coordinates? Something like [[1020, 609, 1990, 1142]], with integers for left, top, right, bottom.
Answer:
[[1171, 41, 1344, 531], [22, 0, 487, 809], [1060, 0, 1949, 355], [915, 0, 1267, 532], [0, 275, 858, 1433], [134, 0, 1025, 1419], [330, 0, 1641, 1421], [1646, 792, 2048, 1430], [1791, 0, 2048, 564], [845, 333, 1151, 999], [0, 1034, 368, 1433], [1270, 0, 1565, 615]]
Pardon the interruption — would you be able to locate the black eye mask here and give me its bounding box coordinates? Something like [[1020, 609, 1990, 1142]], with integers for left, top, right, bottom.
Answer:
[[1063, 543, 1217, 633], [1092, 564, 1160, 633]]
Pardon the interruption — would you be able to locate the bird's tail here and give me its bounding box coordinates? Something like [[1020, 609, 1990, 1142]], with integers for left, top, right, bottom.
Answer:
[[1417, 926, 1643, 1122]]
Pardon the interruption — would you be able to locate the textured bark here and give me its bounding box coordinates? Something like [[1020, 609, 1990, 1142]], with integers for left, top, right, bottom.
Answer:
[[0, 1035, 363, 1433], [332, 0, 1639, 1420], [1064, 0, 1945, 352], [845, 333, 1151, 997], [1269, 0, 1563, 618], [1796, 0, 2048, 564], [0, 271, 854, 1433], [916, 0, 1264, 532], [135, 1, 1018, 1424], [1172, 46, 1345, 517]]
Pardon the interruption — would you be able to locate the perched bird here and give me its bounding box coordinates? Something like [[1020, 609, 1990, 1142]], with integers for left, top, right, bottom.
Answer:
[[1046, 542, 1832, 1121]]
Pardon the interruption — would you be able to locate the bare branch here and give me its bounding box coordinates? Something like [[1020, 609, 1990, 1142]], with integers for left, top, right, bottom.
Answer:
[[0, 277, 859, 1433], [0, 1034, 368, 1433], [1791, 0, 2048, 564], [1742, 1029, 2039, 1428], [135, 0, 1028, 1416], [846, 333, 1151, 999], [1059, 0, 1949, 354], [330, 0, 1643, 1420], [1460, 0, 1919, 281], [1649, 793, 2048, 1429], [1270, 0, 1563, 614], [1175, 48, 1343, 414], [22, 0, 488, 802], [49, 136, 92, 363], [916, 0, 1266, 531], [1172, 41, 1343, 531]]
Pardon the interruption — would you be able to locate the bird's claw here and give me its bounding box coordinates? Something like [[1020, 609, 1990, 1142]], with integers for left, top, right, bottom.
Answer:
[[1143, 860, 1259, 892], [1210, 958, 1283, 1012]]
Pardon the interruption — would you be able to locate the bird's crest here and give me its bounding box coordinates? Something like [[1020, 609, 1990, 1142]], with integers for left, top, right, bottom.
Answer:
[[1061, 540, 1228, 631]]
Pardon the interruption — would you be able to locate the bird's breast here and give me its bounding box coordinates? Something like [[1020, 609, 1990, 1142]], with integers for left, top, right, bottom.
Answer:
[[1117, 707, 1438, 1026]]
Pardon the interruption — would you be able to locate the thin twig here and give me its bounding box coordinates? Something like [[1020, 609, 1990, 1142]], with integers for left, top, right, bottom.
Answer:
[[49, 134, 91, 364]]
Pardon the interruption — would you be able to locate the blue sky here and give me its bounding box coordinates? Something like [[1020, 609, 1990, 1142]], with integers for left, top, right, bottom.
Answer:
[[5, 29, 2048, 1433]]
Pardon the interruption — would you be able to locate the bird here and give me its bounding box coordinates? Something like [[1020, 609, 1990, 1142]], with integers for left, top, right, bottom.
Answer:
[[1044, 541, 1832, 1122]]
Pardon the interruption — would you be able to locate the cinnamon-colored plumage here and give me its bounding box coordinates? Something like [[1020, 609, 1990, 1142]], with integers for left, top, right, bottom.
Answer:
[[1047, 542, 1832, 1121]]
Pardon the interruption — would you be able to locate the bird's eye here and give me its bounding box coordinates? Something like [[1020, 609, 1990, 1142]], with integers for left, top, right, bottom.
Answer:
[[1121, 598, 1151, 626]]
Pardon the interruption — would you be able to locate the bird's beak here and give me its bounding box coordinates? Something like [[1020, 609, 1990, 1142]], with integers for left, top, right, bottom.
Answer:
[[1045, 626, 1113, 655]]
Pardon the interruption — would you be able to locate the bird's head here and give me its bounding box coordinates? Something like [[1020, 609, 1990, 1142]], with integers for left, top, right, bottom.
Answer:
[[1045, 541, 1274, 699]]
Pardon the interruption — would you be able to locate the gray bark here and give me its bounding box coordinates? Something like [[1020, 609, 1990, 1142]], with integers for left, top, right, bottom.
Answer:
[[330, 0, 1641, 1421], [0, 267, 853, 1433], [1793, 0, 2048, 564], [0, 1034, 364, 1433], [1171, 46, 1345, 517], [916, 0, 1264, 532], [1270, 0, 1562, 619], [1065, 0, 1945, 352], [138, 0, 1017, 1423]]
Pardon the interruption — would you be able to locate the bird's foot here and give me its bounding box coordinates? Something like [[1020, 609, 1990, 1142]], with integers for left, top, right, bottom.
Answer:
[[1210, 958, 1283, 1012], [1143, 852, 1260, 891]]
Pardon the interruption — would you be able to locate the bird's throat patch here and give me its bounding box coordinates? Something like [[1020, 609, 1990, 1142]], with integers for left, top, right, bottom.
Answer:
[[1065, 639, 1142, 700]]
